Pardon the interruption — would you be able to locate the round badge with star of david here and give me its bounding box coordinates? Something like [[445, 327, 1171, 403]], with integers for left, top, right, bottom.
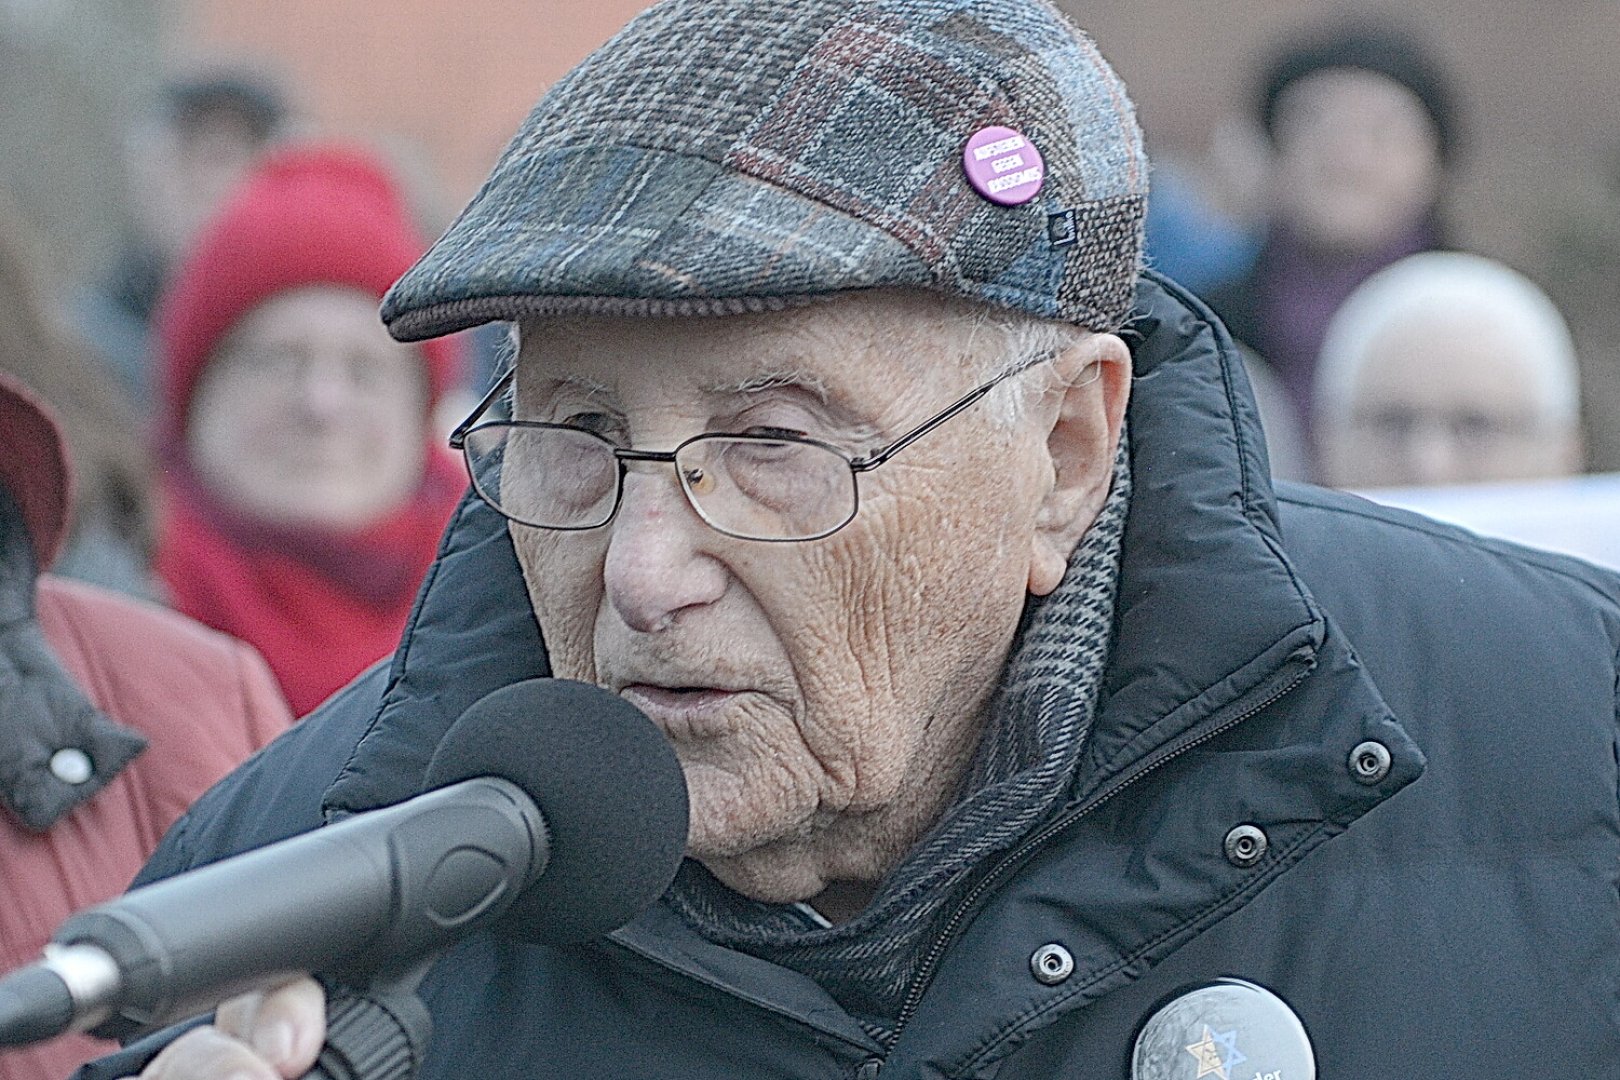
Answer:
[[1130, 978, 1315, 1080]]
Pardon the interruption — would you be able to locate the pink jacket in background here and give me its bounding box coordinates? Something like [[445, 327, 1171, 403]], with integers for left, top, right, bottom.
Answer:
[[0, 576, 292, 1080]]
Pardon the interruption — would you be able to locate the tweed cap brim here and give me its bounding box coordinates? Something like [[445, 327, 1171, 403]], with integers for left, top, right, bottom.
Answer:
[[382, 0, 1147, 342], [382, 151, 936, 340]]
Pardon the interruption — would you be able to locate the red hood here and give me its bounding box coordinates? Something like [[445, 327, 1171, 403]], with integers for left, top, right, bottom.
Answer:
[[0, 371, 71, 571]]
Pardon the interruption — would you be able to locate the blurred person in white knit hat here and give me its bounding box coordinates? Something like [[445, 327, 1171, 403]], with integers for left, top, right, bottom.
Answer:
[[1314, 251, 1583, 489]]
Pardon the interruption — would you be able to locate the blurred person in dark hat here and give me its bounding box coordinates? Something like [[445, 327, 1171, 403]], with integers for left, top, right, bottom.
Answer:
[[1208, 21, 1459, 465], [0, 372, 290, 1080], [60, 3, 1620, 1078], [75, 68, 290, 414], [150, 142, 465, 716]]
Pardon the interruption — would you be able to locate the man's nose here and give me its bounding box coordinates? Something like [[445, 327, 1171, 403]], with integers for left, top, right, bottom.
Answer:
[[603, 471, 727, 633]]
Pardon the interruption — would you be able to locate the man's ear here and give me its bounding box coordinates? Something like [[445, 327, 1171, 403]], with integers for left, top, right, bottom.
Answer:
[[1027, 331, 1131, 597]]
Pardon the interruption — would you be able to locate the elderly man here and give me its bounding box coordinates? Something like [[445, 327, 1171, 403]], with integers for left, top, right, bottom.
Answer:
[[74, 1, 1619, 1078], [1313, 251, 1584, 489]]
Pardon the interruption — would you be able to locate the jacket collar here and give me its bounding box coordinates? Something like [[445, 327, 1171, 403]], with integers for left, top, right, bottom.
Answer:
[[1081, 271, 1327, 798]]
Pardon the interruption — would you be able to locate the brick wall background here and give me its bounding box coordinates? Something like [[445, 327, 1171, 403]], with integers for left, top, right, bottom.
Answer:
[[175, 0, 651, 215]]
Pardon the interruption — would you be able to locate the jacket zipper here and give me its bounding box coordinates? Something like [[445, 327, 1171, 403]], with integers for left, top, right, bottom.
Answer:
[[888, 652, 1315, 1041]]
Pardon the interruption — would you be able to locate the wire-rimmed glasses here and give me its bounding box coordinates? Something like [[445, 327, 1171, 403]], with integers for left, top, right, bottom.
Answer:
[[448, 351, 1057, 542]]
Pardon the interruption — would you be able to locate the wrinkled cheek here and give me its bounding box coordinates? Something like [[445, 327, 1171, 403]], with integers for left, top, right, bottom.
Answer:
[[512, 528, 603, 680], [782, 524, 925, 806], [679, 731, 825, 859]]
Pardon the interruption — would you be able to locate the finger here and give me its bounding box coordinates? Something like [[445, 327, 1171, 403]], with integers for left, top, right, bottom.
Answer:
[[216, 978, 327, 1079], [140, 1023, 279, 1080]]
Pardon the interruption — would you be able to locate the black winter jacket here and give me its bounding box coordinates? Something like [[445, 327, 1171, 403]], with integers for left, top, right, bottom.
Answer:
[[85, 275, 1620, 1078]]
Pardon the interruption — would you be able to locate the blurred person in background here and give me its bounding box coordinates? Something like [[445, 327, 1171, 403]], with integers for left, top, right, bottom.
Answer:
[[152, 143, 464, 716], [1142, 116, 1270, 298], [0, 372, 290, 1080], [1142, 161, 1262, 298], [76, 68, 289, 413], [1209, 22, 1458, 458], [1314, 251, 1583, 490], [0, 190, 156, 598]]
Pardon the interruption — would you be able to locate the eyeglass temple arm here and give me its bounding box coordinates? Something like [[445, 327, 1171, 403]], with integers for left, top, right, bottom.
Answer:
[[850, 350, 1053, 472], [849, 383, 999, 472], [449, 370, 518, 450]]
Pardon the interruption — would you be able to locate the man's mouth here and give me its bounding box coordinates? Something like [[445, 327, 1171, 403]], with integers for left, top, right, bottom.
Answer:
[[619, 684, 740, 739]]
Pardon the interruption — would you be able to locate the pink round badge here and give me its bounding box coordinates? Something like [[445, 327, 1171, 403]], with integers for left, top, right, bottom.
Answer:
[[962, 125, 1045, 207]]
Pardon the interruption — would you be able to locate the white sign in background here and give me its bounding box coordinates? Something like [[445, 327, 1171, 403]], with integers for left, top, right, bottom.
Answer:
[[1357, 472, 1620, 572]]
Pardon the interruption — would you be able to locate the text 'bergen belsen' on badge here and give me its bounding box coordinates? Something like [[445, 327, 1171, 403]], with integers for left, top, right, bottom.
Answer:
[[962, 125, 1045, 207]]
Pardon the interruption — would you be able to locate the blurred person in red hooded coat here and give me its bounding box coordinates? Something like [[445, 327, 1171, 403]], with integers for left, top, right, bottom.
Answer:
[[0, 372, 291, 1080], [152, 143, 465, 716]]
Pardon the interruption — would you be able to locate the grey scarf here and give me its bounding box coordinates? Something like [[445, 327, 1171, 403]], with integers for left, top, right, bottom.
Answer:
[[665, 435, 1132, 1044]]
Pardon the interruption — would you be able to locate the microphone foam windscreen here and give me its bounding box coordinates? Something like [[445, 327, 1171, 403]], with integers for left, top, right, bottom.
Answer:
[[424, 678, 688, 945]]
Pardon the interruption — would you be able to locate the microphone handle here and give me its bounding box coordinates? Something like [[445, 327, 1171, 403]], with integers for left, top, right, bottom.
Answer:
[[54, 777, 545, 1041], [309, 983, 433, 1080]]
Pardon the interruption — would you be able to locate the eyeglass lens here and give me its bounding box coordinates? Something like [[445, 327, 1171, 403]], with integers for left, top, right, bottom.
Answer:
[[461, 425, 859, 541]]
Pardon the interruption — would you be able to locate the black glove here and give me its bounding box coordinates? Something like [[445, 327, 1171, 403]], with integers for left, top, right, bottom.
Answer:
[[0, 487, 145, 832]]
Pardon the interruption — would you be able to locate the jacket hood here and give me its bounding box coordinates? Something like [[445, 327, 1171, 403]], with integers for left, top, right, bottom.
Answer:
[[1084, 272, 1324, 790], [0, 372, 71, 572]]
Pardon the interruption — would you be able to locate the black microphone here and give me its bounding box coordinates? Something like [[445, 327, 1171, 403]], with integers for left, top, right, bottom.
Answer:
[[0, 678, 688, 1047]]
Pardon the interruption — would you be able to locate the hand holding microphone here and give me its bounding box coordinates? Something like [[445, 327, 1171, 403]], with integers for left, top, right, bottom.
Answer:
[[134, 977, 329, 1080]]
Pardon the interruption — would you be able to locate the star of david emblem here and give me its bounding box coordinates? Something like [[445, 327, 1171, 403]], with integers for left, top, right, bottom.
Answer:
[[1184, 1024, 1247, 1079]]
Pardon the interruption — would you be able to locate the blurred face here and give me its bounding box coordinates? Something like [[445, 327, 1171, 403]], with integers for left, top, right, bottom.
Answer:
[[1271, 68, 1443, 253], [186, 286, 431, 529], [1319, 312, 1581, 488], [507, 292, 1123, 905]]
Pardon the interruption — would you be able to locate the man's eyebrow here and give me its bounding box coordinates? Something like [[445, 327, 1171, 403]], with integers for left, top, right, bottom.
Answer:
[[705, 369, 830, 402], [530, 372, 616, 400], [511, 372, 619, 419]]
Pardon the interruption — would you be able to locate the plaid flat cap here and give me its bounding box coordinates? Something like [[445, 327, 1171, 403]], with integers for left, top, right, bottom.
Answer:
[[381, 0, 1149, 340]]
